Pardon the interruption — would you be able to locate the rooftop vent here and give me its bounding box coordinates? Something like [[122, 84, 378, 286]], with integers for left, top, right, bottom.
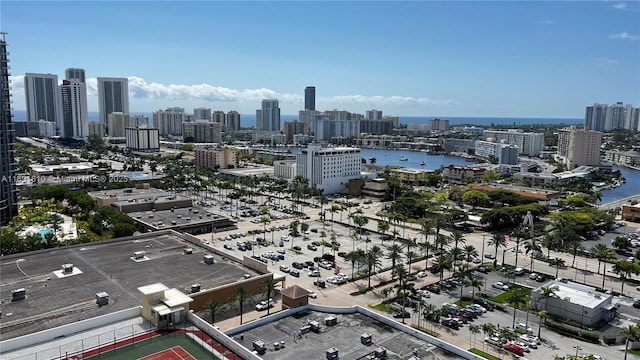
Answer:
[[12, 288, 26, 302], [310, 320, 320, 333], [148, 214, 154, 218], [184, 248, 193, 255], [193, 209, 199, 214], [171, 221, 177, 225], [326, 347, 338, 360], [204, 255, 215, 264], [374, 347, 387, 358], [62, 263, 74, 274], [190, 284, 201, 293], [325, 316, 338, 326], [186, 217, 191, 221], [96, 292, 109, 306], [134, 251, 145, 260], [361, 332, 372, 345], [177, 215, 182, 218]]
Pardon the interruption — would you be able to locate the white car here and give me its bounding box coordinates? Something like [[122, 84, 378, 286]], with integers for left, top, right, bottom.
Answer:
[[484, 337, 501, 346], [255, 299, 275, 311], [519, 335, 539, 348], [279, 265, 290, 273], [306, 290, 317, 299], [529, 273, 538, 280], [515, 322, 533, 334], [514, 341, 531, 352], [492, 282, 509, 291], [417, 271, 427, 278], [470, 304, 486, 313]]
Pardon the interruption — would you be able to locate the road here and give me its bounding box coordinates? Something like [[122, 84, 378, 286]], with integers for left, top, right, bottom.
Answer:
[[599, 194, 640, 210]]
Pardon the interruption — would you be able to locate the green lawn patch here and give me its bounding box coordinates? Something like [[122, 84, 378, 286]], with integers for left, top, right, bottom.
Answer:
[[288, 249, 303, 255], [489, 285, 532, 304], [369, 303, 399, 313], [628, 349, 640, 356], [469, 348, 500, 360]]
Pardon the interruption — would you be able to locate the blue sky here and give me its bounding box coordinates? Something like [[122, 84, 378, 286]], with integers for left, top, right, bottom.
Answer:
[[2, 1, 639, 118]]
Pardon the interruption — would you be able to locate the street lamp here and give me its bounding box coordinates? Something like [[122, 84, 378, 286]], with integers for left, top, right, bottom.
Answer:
[[573, 345, 582, 358], [481, 234, 486, 261]]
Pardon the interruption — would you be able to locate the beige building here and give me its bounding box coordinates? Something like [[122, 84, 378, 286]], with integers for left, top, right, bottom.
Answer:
[[622, 204, 640, 222], [557, 127, 602, 169], [88, 121, 105, 138], [604, 150, 640, 166], [194, 148, 237, 169], [442, 165, 485, 184], [138, 283, 193, 327], [107, 112, 129, 137], [389, 168, 430, 185], [182, 121, 222, 143]]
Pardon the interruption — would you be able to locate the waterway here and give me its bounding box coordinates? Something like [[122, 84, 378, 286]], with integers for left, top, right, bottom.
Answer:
[[359, 148, 472, 171], [600, 166, 640, 204]]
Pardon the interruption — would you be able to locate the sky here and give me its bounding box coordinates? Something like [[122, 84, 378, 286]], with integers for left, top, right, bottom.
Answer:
[[2, 1, 639, 118]]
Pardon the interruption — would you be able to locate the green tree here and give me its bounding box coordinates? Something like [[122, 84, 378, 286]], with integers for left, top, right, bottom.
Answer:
[[487, 233, 507, 269], [550, 257, 566, 278], [228, 285, 252, 325], [620, 324, 640, 360], [259, 278, 278, 316], [506, 290, 529, 328], [386, 244, 403, 276], [462, 190, 490, 209], [612, 261, 640, 293], [202, 299, 226, 325]]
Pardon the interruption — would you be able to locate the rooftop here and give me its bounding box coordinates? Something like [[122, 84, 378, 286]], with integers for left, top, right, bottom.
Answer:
[[0, 231, 258, 341], [128, 207, 233, 230], [230, 309, 458, 360], [219, 167, 274, 177], [534, 280, 612, 309], [88, 187, 168, 201]]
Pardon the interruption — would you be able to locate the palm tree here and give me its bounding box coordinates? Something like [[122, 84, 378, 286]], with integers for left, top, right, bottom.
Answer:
[[620, 324, 640, 360], [419, 241, 435, 270], [463, 244, 479, 262], [364, 248, 382, 289], [566, 241, 584, 268], [394, 264, 411, 324], [468, 277, 483, 300], [613, 260, 640, 293], [329, 204, 341, 232], [346, 249, 365, 279], [506, 290, 529, 328], [540, 285, 557, 312], [550, 257, 565, 278], [386, 244, 403, 277], [468, 324, 482, 349], [259, 278, 278, 316], [202, 299, 226, 325], [537, 310, 547, 339], [450, 231, 466, 252], [482, 323, 496, 352], [593, 243, 614, 288], [229, 285, 252, 325], [434, 255, 451, 281], [524, 238, 542, 271], [378, 220, 390, 240], [487, 233, 507, 269]]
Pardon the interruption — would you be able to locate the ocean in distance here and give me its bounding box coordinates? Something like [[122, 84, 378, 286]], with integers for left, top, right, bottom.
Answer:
[[11, 110, 582, 128]]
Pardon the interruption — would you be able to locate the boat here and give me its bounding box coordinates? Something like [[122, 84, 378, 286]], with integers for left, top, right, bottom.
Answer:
[[420, 161, 426, 166], [399, 156, 408, 161]]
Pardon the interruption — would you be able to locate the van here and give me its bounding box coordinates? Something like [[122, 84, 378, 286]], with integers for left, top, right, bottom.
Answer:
[[513, 267, 525, 276]]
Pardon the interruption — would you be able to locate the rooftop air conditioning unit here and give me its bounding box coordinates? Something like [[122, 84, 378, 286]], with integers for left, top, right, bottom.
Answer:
[[374, 347, 387, 358], [184, 248, 193, 255], [12, 288, 26, 302], [134, 251, 145, 260], [204, 255, 215, 264], [62, 263, 74, 274], [177, 215, 182, 218], [191, 284, 201, 293], [325, 316, 338, 326], [361, 332, 372, 345], [96, 292, 109, 306], [326, 347, 338, 360], [171, 221, 177, 225]]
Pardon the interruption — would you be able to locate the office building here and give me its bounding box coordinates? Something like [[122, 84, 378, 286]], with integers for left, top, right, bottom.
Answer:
[[107, 112, 129, 137], [304, 86, 315, 111], [126, 126, 160, 152], [531, 280, 615, 327], [257, 99, 280, 131], [1, 33, 18, 226], [226, 110, 240, 131], [193, 107, 211, 121], [65, 68, 86, 83], [59, 79, 88, 138], [194, 148, 237, 169], [557, 126, 602, 169], [24, 73, 62, 134], [153, 108, 184, 136], [212, 110, 225, 124], [88, 121, 105, 138], [296, 144, 362, 194], [584, 102, 638, 131], [97, 77, 129, 129], [483, 129, 544, 157], [182, 121, 222, 143]]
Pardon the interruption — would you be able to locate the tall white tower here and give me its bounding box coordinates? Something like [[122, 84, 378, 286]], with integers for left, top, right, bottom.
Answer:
[[24, 73, 62, 134], [97, 77, 129, 131]]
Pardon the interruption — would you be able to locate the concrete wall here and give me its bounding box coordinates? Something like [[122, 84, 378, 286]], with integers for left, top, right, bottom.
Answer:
[[190, 274, 273, 312], [0, 307, 142, 354], [186, 311, 262, 360]]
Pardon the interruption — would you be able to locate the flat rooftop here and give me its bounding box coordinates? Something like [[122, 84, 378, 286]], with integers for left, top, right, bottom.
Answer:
[[0, 231, 258, 341], [535, 280, 612, 309], [88, 187, 169, 201], [233, 310, 453, 360], [219, 167, 274, 177], [129, 207, 234, 230]]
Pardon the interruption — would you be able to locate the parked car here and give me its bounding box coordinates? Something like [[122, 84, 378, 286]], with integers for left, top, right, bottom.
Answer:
[[292, 262, 304, 269], [514, 341, 531, 352], [535, 274, 546, 282], [292, 246, 302, 251], [306, 290, 317, 298], [441, 318, 460, 329], [308, 270, 321, 277], [255, 299, 275, 311], [519, 335, 539, 348], [417, 271, 427, 278], [473, 299, 494, 311], [279, 265, 290, 273], [633, 300, 640, 309], [289, 269, 300, 277], [484, 337, 501, 346], [307, 244, 317, 251], [515, 323, 533, 333], [503, 343, 524, 356], [393, 311, 411, 318], [425, 284, 440, 294], [492, 282, 509, 291], [476, 265, 491, 273]]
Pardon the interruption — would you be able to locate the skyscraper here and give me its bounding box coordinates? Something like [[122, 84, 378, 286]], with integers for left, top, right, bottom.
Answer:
[[227, 111, 241, 131], [1, 33, 18, 226], [60, 79, 88, 138], [557, 126, 602, 169], [65, 68, 86, 83], [24, 72, 62, 133], [97, 77, 129, 130], [194, 107, 212, 121], [257, 99, 280, 131], [305, 86, 316, 111], [153, 108, 184, 136]]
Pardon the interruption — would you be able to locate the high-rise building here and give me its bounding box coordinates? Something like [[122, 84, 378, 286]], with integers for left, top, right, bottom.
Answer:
[[557, 126, 602, 169], [257, 99, 280, 131], [194, 148, 237, 169], [153, 108, 184, 136], [65, 68, 86, 83], [24, 73, 62, 134], [429, 118, 450, 131], [126, 126, 160, 153], [482, 129, 544, 157], [107, 112, 129, 137], [365, 109, 383, 120], [226, 111, 241, 131], [212, 111, 225, 124], [0, 33, 18, 226], [97, 77, 129, 130], [296, 144, 362, 194], [59, 79, 88, 138], [305, 86, 316, 111], [182, 121, 222, 143], [283, 121, 309, 142], [88, 121, 105, 138], [194, 107, 212, 121], [584, 102, 638, 131]]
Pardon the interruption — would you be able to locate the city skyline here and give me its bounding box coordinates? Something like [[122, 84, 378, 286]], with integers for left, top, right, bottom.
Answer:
[[2, 1, 639, 118]]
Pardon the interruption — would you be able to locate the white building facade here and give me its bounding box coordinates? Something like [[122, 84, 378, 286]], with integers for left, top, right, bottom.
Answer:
[[273, 160, 297, 180], [483, 129, 544, 157], [97, 77, 129, 129], [125, 127, 160, 152], [24, 73, 62, 134], [475, 140, 519, 165], [59, 79, 88, 139], [153, 108, 184, 136], [295, 145, 361, 194]]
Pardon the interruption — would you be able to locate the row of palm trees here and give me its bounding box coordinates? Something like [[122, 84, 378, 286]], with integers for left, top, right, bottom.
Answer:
[[202, 277, 279, 326]]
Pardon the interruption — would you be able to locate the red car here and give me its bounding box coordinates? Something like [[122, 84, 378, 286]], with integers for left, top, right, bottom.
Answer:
[[503, 343, 524, 356]]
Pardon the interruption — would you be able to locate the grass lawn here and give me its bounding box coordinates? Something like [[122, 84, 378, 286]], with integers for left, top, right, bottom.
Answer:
[[469, 348, 500, 360], [489, 285, 532, 304], [628, 348, 640, 356], [369, 303, 399, 313], [410, 324, 440, 337]]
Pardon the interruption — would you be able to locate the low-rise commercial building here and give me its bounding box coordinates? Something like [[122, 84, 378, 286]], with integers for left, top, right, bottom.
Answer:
[[442, 165, 485, 184], [274, 160, 297, 179], [194, 148, 237, 169], [389, 168, 432, 185], [622, 204, 640, 222]]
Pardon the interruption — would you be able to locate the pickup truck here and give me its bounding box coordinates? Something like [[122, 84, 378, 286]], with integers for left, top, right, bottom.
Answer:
[[255, 299, 275, 311]]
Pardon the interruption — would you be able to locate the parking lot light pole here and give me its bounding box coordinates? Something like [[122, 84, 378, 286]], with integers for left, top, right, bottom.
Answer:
[[573, 345, 582, 358], [481, 235, 486, 260]]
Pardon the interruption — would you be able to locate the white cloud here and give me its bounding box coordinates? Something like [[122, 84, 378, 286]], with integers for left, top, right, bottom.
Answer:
[[10, 75, 459, 113], [613, 3, 626, 9], [595, 58, 620, 66], [609, 32, 639, 40]]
